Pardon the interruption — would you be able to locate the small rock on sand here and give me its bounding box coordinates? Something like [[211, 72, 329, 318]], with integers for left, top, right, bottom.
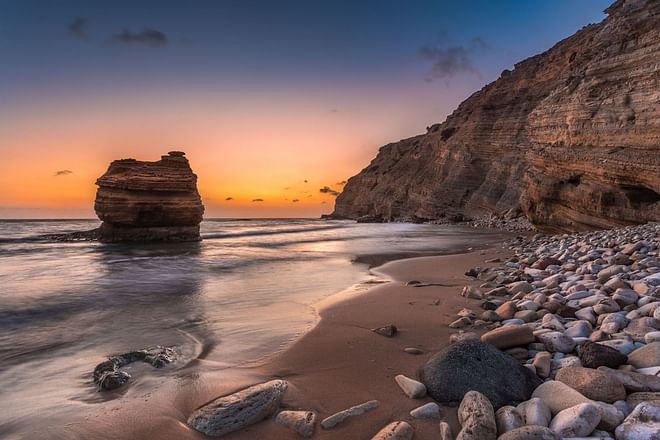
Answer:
[[548, 402, 601, 438], [321, 400, 380, 429], [187, 380, 288, 437], [371, 325, 398, 337], [395, 374, 426, 399], [370, 421, 414, 440], [457, 391, 497, 440], [275, 410, 316, 438], [496, 425, 559, 440], [410, 402, 441, 419]]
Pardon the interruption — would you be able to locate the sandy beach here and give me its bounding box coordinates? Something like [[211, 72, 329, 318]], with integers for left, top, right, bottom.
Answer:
[[223, 246, 512, 439]]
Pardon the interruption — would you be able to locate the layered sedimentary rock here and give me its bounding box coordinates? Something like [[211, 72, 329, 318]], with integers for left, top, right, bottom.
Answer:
[[333, 0, 660, 231], [94, 151, 204, 242]]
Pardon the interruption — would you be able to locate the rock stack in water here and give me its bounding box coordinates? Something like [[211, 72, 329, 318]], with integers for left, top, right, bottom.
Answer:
[[94, 151, 204, 242]]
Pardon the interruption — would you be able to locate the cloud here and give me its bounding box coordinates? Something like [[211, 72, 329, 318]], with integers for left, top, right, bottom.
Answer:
[[68, 17, 88, 40], [252, 198, 264, 202], [418, 35, 488, 82], [113, 28, 168, 48], [225, 197, 233, 201], [304, 180, 308, 183], [319, 186, 340, 196], [328, 108, 339, 114], [336, 180, 347, 186], [54, 170, 73, 176], [292, 199, 300, 203], [321, 201, 327, 204]]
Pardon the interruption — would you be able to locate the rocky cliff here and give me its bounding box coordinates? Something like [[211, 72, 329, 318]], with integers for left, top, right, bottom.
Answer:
[[332, 0, 660, 232], [95, 151, 204, 242]]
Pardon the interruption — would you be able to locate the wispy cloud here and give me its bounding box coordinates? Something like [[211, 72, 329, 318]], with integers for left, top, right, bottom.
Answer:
[[292, 199, 300, 203], [113, 28, 168, 48], [252, 198, 264, 202], [418, 35, 489, 82], [319, 186, 340, 196], [225, 197, 233, 201], [68, 17, 88, 40], [54, 170, 73, 176]]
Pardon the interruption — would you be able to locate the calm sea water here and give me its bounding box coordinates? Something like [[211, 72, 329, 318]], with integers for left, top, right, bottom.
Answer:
[[0, 218, 506, 437]]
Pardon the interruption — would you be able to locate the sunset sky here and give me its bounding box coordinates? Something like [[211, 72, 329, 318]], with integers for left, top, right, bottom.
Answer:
[[0, 0, 611, 218]]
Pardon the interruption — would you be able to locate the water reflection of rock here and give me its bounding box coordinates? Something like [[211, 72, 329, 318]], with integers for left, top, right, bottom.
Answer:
[[92, 241, 215, 366]]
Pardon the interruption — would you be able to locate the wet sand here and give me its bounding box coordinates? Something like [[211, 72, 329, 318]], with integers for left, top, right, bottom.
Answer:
[[54, 245, 511, 440], [225, 246, 512, 439]]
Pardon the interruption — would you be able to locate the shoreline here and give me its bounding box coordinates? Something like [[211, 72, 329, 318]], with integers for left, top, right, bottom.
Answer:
[[50, 239, 512, 440], [224, 245, 513, 439]]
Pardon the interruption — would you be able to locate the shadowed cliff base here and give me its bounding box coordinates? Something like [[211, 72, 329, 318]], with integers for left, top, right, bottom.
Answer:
[[332, 0, 660, 232]]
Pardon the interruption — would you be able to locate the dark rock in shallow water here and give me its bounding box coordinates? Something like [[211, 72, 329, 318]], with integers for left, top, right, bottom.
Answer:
[[578, 341, 628, 369], [419, 339, 542, 409], [93, 346, 176, 391], [94, 151, 204, 242], [188, 380, 287, 437]]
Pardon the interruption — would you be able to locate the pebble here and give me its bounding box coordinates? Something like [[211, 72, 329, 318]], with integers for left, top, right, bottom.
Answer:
[[480, 324, 534, 349], [555, 366, 627, 403], [439, 421, 453, 440], [370, 421, 413, 440], [531, 380, 591, 415], [394, 374, 426, 399], [275, 410, 316, 438], [538, 331, 576, 353], [495, 405, 523, 434], [320, 400, 380, 429], [457, 391, 497, 440], [409, 402, 440, 419], [614, 401, 660, 440], [496, 425, 559, 440], [627, 341, 660, 368], [371, 325, 398, 337], [548, 402, 601, 438]]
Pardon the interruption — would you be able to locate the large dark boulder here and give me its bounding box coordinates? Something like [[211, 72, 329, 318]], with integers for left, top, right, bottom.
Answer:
[[418, 339, 542, 409], [579, 341, 628, 369]]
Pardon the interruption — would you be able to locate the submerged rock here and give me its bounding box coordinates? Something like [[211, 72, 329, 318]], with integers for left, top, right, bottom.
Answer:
[[93, 346, 176, 391], [94, 151, 204, 242], [187, 380, 287, 437], [419, 339, 542, 409]]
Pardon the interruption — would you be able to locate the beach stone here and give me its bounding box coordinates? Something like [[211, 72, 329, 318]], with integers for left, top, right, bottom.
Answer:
[[627, 392, 660, 409], [505, 347, 529, 362], [395, 374, 426, 399], [372, 324, 398, 337], [555, 367, 626, 403], [457, 391, 497, 440], [590, 329, 611, 342], [598, 366, 660, 393], [275, 410, 316, 438], [462, 286, 483, 299], [593, 298, 621, 315], [598, 338, 636, 355], [439, 421, 453, 440], [509, 281, 534, 295], [578, 341, 628, 368], [404, 347, 424, 355], [598, 265, 625, 284], [548, 402, 601, 438], [320, 400, 380, 429], [625, 317, 660, 342], [496, 426, 559, 440], [481, 325, 534, 349], [541, 314, 565, 332], [482, 310, 501, 322], [646, 331, 660, 344], [450, 317, 473, 328], [520, 397, 552, 427], [495, 302, 517, 320], [564, 320, 592, 338], [533, 351, 552, 379], [538, 331, 576, 353], [628, 342, 660, 368], [410, 402, 441, 419], [187, 379, 287, 437], [531, 381, 591, 415], [614, 401, 660, 440], [419, 340, 542, 409], [495, 406, 523, 435], [514, 310, 537, 322], [593, 401, 625, 431], [450, 331, 480, 344], [614, 288, 639, 306], [600, 313, 629, 334], [575, 307, 597, 325], [370, 421, 413, 440]]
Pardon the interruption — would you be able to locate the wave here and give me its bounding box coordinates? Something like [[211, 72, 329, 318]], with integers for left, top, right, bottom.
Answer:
[[201, 223, 346, 240]]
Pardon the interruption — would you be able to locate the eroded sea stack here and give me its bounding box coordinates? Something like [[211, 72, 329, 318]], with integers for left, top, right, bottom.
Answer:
[[94, 151, 204, 242], [333, 0, 660, 232]]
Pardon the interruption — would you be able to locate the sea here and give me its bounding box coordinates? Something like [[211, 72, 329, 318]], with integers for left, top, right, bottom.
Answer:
[[0, 218, 507, 437]]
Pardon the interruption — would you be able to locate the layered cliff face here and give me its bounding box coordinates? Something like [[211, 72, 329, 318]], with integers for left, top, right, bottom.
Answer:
[[95, 151, 204, 242], [333, 0, 660, 232]]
